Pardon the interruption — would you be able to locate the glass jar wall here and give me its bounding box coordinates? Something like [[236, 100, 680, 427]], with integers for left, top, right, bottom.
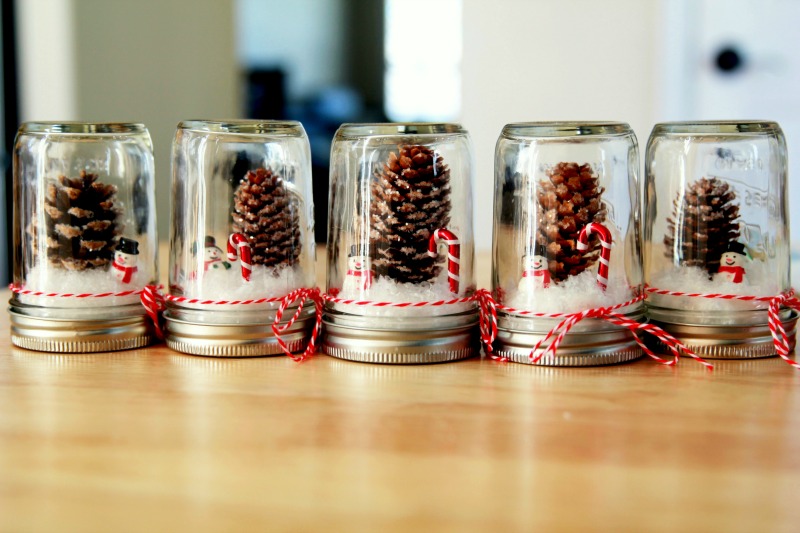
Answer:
[[644, 121, 795, 357], [166, 120, 316, 356], [10, 122, 157, 352], [492, 122, 644, 365], [324, 123, 477, 363]]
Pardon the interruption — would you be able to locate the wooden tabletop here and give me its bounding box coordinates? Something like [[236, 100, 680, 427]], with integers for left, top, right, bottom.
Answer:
[[2, 287, 800, 533]]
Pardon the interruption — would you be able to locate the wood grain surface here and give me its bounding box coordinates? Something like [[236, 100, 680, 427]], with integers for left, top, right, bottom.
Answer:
[[2, 279, 800, 532]]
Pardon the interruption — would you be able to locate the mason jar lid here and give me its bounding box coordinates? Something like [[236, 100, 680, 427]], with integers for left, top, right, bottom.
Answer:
[[335, 122, 467, 139], [651, 120, 782, 136], [18, 122, 148, 135], [501, 122, 632, 139], [9, 311, 153, 353], [177, 119, 305, 136]]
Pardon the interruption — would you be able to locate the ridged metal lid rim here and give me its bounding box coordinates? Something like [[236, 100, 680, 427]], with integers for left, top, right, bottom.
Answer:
[[11, 334, 152, 354], [495, 347, 642, 367], [323, 344, 475, 364], [167, 337, 307, 357]]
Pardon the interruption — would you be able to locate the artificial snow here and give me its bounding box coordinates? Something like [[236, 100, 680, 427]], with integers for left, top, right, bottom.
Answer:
[[177, 264, 306, 310], [333, 272, 474, 317], [648, 261, 780, 312], [504, 268, 636, 315], [17, 263, 154, 308]]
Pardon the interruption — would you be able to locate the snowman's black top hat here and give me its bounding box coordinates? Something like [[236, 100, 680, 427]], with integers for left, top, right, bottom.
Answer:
[[349, 244, 368, 257], [524, 242, 548, 259], [117, 237, 139, 255], [725, 241, 747, 256]]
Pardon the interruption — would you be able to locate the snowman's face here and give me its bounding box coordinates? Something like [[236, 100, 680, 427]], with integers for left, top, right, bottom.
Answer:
[[523, 254, 548, 271], [721, 251, 745, 267], [348, 255, 370, 272], [115, 251, 136, 265], [205, 246, 222, 261]]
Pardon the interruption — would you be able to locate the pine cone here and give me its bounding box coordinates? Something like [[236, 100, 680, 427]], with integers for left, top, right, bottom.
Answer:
[[535, 162, 606, 282], [664, 177, 740, 274], [232, 167, 301, 268], [369, 144, 451, 284], [38, 170, 119, 271]]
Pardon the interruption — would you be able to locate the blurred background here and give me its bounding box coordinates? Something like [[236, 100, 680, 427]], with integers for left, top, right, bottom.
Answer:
[[2, 0, 799, 284]]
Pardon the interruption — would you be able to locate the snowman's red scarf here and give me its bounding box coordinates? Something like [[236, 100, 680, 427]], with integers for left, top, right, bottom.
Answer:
[[717, 265, 745, 283], [112, 259, 138, 283]]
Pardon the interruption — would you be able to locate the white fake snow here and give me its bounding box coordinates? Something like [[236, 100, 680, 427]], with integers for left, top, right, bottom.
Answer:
[[17, 263, 154, 308], [177, 264, 305, 310], [648, 261, 780, 311], [505, 268, 635, 314]]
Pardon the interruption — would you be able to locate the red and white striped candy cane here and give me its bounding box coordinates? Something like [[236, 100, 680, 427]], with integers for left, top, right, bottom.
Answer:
[[227, 233, 252, 282], [576, 222, 612, 291], [428, 228, 460, 294]]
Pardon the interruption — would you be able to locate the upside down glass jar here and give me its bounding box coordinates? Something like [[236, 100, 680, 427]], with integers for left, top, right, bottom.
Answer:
[[324, 123, 477, 364], [165, 120, 316, 356], [10, 122, 158, 352], [492, 122, 644, 366], [644, 121, 795, 358]]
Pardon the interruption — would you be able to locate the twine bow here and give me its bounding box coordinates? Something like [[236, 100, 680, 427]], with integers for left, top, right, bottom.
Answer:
[[271, 287, 324, 362], [767, 290, 800, 369], [141, 284, 167, 339], [478, 292, 712, 369], [647, 285, 800, 370]]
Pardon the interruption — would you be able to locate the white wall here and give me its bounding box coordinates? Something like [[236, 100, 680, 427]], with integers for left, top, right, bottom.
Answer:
[[236, 0, 347, 99], [461, 0, 659, 251], [16, 0, 77, 121]]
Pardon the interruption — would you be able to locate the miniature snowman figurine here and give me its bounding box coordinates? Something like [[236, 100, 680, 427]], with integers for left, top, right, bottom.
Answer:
[[112, 237, 140, 284], [200, 236, 231, 272], [517, 243, 551, 292], [715, 242, 748, 284], [342, 245, 373, 293]]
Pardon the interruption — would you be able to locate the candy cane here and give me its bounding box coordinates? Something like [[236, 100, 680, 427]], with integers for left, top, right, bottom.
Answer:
[[428, 228, 460, 294], [576, 222, 612, 291], [227, 233, 252, 282]]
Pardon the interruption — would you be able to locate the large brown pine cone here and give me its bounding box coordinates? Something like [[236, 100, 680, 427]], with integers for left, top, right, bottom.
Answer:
[[664, 176, 740, 275], [535, 162, 606, 282], [369, 144, 451, 284], [232, 167, 301, 268], [38, 170, 119, 271]]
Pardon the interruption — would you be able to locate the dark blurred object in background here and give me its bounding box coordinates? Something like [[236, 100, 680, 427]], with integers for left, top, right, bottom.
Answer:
[[247, 69, 286, 121], [2, 0, 19, 284]]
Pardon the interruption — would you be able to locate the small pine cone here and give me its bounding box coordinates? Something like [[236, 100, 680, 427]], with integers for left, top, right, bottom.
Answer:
[[369, 144, 451, 284], [664, 177, 740, 274], [535, 162, 606, 282], [40, 170, 119, 270], [232, 168, 301, 268]]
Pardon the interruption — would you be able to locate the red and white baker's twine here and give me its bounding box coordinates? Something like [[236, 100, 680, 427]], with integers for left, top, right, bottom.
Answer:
[[646, 285, 800, 369], [484, 293, 713, 369], [9, 284, 142, 299], [144, 285, 324, 358], [11, 280, 799, 368], [271, 288, 324, 362], [428, 228, 461, 294], [141, 285, 167, 339], [227, 232, 253, 282], [323, 289, 498, 352]]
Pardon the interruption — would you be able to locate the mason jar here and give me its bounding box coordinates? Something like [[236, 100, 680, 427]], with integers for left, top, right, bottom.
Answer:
[[324, 123, 477, 363], [644, 121, 795, 358], [10, 122, 158, 352], [492, 122, 644, 365], [165, 120, 316, 356]]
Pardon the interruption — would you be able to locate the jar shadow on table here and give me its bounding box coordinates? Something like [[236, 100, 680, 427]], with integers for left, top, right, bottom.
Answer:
[[163, 352, 285, 375]]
